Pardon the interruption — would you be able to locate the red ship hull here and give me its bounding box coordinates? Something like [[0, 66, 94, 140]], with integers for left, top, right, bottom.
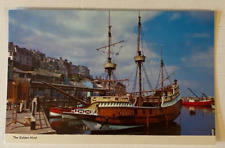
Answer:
[[96, 100, 182, 125], [182, 100, 212, 106], [65, 99, 182, 126]]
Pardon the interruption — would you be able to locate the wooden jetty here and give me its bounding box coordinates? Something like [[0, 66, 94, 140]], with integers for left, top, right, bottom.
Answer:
[[5, 108, 56, 134]]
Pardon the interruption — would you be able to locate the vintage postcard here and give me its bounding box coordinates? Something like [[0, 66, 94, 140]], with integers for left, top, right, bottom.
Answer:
[[4, 9, 216, 144]]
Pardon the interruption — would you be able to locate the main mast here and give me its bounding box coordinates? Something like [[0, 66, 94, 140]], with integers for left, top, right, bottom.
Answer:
[[104, 11, 116, 94], [134, 12, 145, 98]]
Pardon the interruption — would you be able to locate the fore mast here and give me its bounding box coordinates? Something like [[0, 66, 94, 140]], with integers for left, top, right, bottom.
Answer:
[[134, 12, 145, 105]]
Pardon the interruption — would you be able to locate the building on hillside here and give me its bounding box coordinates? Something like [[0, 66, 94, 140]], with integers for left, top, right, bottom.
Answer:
[[8, 42, 16, 61], [78, 65, 90, 78], [70, 64, 79, 76], [31, 49, 46, 70], [45, 57, 58, 63], [40, 61, 48, 69], [31, 50, 46, 61], [57, 57, 68, 78], [8, 42, 33, 71], [45, 57, 59, 72]]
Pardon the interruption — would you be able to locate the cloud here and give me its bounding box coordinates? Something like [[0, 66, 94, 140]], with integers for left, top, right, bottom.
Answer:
[[9, 10, 184, 93], [181, 57, 186, 62], [184, 46, 214, 69], [8, 10, 215, 97], [164, 65, 179, 74], [9, 10, 162, 79], [188, 11, 214, 22], [169, 13, 181, 21]]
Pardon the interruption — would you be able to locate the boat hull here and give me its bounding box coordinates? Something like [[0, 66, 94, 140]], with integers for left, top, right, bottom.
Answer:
[[64, 99, 182, 126], [96, 99, 181, 125], [182, 100, 212, 106]]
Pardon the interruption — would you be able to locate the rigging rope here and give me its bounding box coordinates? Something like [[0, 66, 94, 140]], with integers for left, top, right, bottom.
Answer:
[[147, 59, 156, 85], [164, 65, 172, 84], [140, 31, 157, 86], [132, 65, 139, 92], [140, 31, 146, 55], [155, 66, 161, 89], [112, 72, 117, 81], [105, 73, 109, 88], [142, 64, 153, 90]]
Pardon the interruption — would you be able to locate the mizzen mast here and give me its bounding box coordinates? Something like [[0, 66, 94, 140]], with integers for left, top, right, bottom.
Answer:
[[134, 12, 145, 98]]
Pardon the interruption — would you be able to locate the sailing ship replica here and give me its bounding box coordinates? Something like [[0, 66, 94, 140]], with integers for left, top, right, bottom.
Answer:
[[64, 12, 182, 131]]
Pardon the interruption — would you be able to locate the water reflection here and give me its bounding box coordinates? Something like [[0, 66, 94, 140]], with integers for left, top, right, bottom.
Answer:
[[49, 105, 215, 135], [124, 122, 181, 135], [50, 118, 87, 134], [175, 105, 215, 135]]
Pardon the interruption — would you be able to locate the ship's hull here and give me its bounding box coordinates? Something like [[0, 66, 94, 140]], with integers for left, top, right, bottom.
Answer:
[[182, 100, 212, 106], [87, 100, 181, 125], [64, 97, 182, 131]]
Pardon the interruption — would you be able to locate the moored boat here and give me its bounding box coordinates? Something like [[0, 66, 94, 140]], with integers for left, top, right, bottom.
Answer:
[[182, 88, 214, 106], [182, 97, 212, 106]]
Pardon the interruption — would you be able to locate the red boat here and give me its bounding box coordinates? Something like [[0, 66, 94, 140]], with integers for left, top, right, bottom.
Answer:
[[182, 98, 212, 106], [182, 88, 213, 106]]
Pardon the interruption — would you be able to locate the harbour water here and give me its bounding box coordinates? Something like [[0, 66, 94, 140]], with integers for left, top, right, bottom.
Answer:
[[49, 105, 215, 135]]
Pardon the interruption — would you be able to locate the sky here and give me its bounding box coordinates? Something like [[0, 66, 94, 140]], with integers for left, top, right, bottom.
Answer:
[[8, 10, 214, 97]]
